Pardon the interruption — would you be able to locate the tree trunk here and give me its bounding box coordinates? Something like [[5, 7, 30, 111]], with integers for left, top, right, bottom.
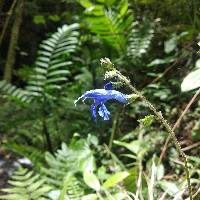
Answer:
[[3, 0, 23, 82], [0, 0, 3, 13]]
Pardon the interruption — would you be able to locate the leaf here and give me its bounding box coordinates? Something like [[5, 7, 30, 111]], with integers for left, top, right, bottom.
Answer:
[[164, 35, 177, 54], [58, 174, 73, 200], [79, 0, 132, 53], [156, 164, 165, 180], [138, 115, 154, 127], [33, 15, 46, 25], [124, 167, 138, 192], [83, 171, 101, 191], [78, 0, 93, 8], [82, 194, 98, 200], [114, 140, 148, 156], [158, 180, 179, 196], [103, 171, 129, 188], [195, 59, 200, 68], [147, 56, 175, 67], [181, 68, 200, 92]]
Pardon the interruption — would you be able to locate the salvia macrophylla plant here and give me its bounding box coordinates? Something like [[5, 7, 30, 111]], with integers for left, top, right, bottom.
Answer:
[[74, 86, 137, 121], [75, 58, 193, 200]]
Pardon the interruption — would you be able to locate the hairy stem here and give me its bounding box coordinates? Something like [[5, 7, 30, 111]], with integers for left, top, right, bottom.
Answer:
[[118, 73, 193, 200]]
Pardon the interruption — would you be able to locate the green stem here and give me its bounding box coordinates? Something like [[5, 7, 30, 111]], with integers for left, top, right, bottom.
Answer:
[[118, 73, 193, 200], [108, 111, 119, 149], [42, 117, 53, 154]]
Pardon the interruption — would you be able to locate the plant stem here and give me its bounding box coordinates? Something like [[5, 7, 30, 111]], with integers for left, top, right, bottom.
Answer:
[[42, 117, 53, 154], [108, 111, 119, 149], [119, 73, 193, 200]]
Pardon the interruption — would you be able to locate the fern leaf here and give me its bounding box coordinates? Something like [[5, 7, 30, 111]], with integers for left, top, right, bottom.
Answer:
[[26, 24, 79, 98], [80, 0, 133, 53], [0, 167, 52, 200], [127, 22, 154, 63], [0, 80, 30, 103]]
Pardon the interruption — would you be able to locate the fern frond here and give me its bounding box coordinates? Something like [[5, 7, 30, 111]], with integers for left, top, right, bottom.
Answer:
[[42, 141, 93, 199], [57, 174, 84, 200], [0, 167, 52, 200], [43, 141, 95, 187], [26, 24, 79, 98], [0, 80, 30, 103], [5, 143, 44, 168], [42, 140, 96, 198], [127, 22, 154, 62], [80, 0, 133, 53]]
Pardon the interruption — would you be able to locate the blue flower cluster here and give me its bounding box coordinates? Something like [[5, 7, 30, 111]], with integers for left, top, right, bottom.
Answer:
[[75, 84, 128, 121]]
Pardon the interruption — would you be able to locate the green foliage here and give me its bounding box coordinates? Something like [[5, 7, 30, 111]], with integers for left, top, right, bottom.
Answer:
[[42, 136, 96, 188], [181, 68, 200, 92], [127, 22, 154, 63], [83, 171, 101, 191], [79, 0, 133, 53], [0, 23, 80, 103], [48, 175, 84, 200], [0, 80, 29, 103], [1, 0, 200, 199], [26, 23, 79, 99], [102, 171, 129, 189], [138, 114, 155, 127], [33, 15, 46, 25], [0, 23, 81, 155], [0, 167, 52, 200]]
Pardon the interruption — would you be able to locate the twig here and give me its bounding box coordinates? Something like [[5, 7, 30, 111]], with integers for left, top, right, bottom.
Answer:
[[159, 87, 200, 163], [150, 61, 177, 84], [0, 0, 18, 46], [182, 141, 200, 151]]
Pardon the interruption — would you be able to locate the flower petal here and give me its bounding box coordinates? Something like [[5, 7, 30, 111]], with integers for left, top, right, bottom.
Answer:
[[104, 82, 113, 90], [98, 104, 110, 120], [82, 89, 128, 104], [90, 104, 97, 121]]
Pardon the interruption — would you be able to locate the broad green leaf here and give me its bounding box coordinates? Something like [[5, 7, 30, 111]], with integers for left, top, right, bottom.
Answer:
[[114, 140, 146, 155], [181, 69, 200, 92], [103, 171, 129, 188], [83, 171, 100, 191], [124, 167, 138, 192]]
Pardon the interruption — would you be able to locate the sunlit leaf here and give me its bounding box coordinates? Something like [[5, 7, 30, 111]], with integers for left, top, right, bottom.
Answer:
[[103, 171, 129, 188], [83, 171, 101, 191], [181, 69, 200, 92]]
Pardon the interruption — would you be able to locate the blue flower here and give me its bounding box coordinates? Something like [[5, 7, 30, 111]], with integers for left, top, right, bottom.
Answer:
[[75, 89, 128, 121]]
